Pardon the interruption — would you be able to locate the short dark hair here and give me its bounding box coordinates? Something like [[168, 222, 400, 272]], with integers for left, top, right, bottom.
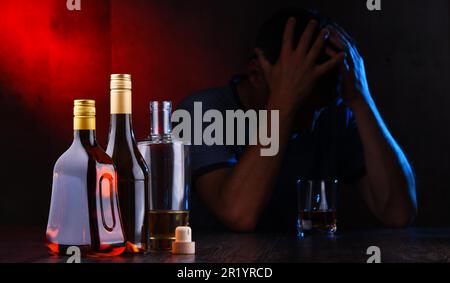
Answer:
[[255, 8, 353, 65]]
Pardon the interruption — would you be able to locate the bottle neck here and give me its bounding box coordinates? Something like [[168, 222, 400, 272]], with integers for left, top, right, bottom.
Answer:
[[110, 79, 134, 141], [150, 101, 172, 142], [109, 114, 135, 141], [73, 130, 97, 146], [73, 101, 96, 146]]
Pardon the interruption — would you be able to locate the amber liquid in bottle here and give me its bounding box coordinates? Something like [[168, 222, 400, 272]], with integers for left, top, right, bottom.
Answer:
[[148, 211, 189, 250], [46, 100, 125, 257], [106, 74, 149, 254]]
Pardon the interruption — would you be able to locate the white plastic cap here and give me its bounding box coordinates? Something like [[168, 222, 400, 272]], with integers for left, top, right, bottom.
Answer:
[[175, 226, 192, 242], [172, 226, 195, 255]]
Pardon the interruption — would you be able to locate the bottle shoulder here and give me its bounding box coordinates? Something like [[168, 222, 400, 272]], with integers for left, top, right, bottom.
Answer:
[[137, 138, 190, 151], [137, 135, 190, 146], [106, 139, 148, 179], [87, 145, 116, 166], [54, 142, 115, 174]]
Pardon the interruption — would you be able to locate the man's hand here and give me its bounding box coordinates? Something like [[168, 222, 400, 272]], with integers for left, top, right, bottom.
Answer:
[[256, 18, 345, 114], [327, 26, 371, 108]]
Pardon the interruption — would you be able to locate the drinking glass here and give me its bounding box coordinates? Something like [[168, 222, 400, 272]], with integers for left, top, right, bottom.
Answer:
[[296, 179, 338, 237]]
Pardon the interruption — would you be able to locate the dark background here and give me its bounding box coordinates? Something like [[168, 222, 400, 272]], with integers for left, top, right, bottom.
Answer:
[[0, 0, 448, 227]]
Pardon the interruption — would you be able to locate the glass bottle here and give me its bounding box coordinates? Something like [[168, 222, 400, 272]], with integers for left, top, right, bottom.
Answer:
[[106, 74, 149, 254], [46, 99, 125, 257], [138, 101, 191, 250]]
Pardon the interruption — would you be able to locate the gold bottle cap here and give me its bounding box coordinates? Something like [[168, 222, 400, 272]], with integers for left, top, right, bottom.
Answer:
[[110, 74, 132, 90], [110, 74, 132, 114], [74, 99, 96, 130], [74, 99, 96, 116]]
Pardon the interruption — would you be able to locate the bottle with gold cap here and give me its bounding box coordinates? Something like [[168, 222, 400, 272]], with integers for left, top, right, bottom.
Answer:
[[46, 99, 126, 257], [106, 74, 149, 254]]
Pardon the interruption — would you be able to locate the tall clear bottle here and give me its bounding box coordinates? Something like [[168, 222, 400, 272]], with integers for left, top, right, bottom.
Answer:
[[106, 74, 149, 254], [138, 101, 191, 250], [46, 100, 125, 257]]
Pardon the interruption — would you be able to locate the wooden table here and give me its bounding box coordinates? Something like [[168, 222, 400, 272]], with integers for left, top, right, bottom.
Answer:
[[1, 227, 450, 263]]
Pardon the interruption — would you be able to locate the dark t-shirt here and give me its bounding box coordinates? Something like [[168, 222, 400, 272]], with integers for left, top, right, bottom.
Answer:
[[177, 79, 379, 232]]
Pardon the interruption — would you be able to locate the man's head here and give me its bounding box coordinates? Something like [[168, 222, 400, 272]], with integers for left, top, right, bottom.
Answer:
[[248, 8, 352, 109]]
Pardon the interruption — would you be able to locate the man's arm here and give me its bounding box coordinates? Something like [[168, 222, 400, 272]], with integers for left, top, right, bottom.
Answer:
[[329, 28, 417, 228], [196, 107, 295, 232], [352, 98, 417, 228], [195, 19, 344, 232]]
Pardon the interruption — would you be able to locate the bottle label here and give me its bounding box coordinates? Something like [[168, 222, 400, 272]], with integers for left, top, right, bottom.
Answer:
[[111, 90, 132, 114]]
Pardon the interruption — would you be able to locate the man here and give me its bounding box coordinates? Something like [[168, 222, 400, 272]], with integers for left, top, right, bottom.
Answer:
[[178, 9, 417, 232]]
